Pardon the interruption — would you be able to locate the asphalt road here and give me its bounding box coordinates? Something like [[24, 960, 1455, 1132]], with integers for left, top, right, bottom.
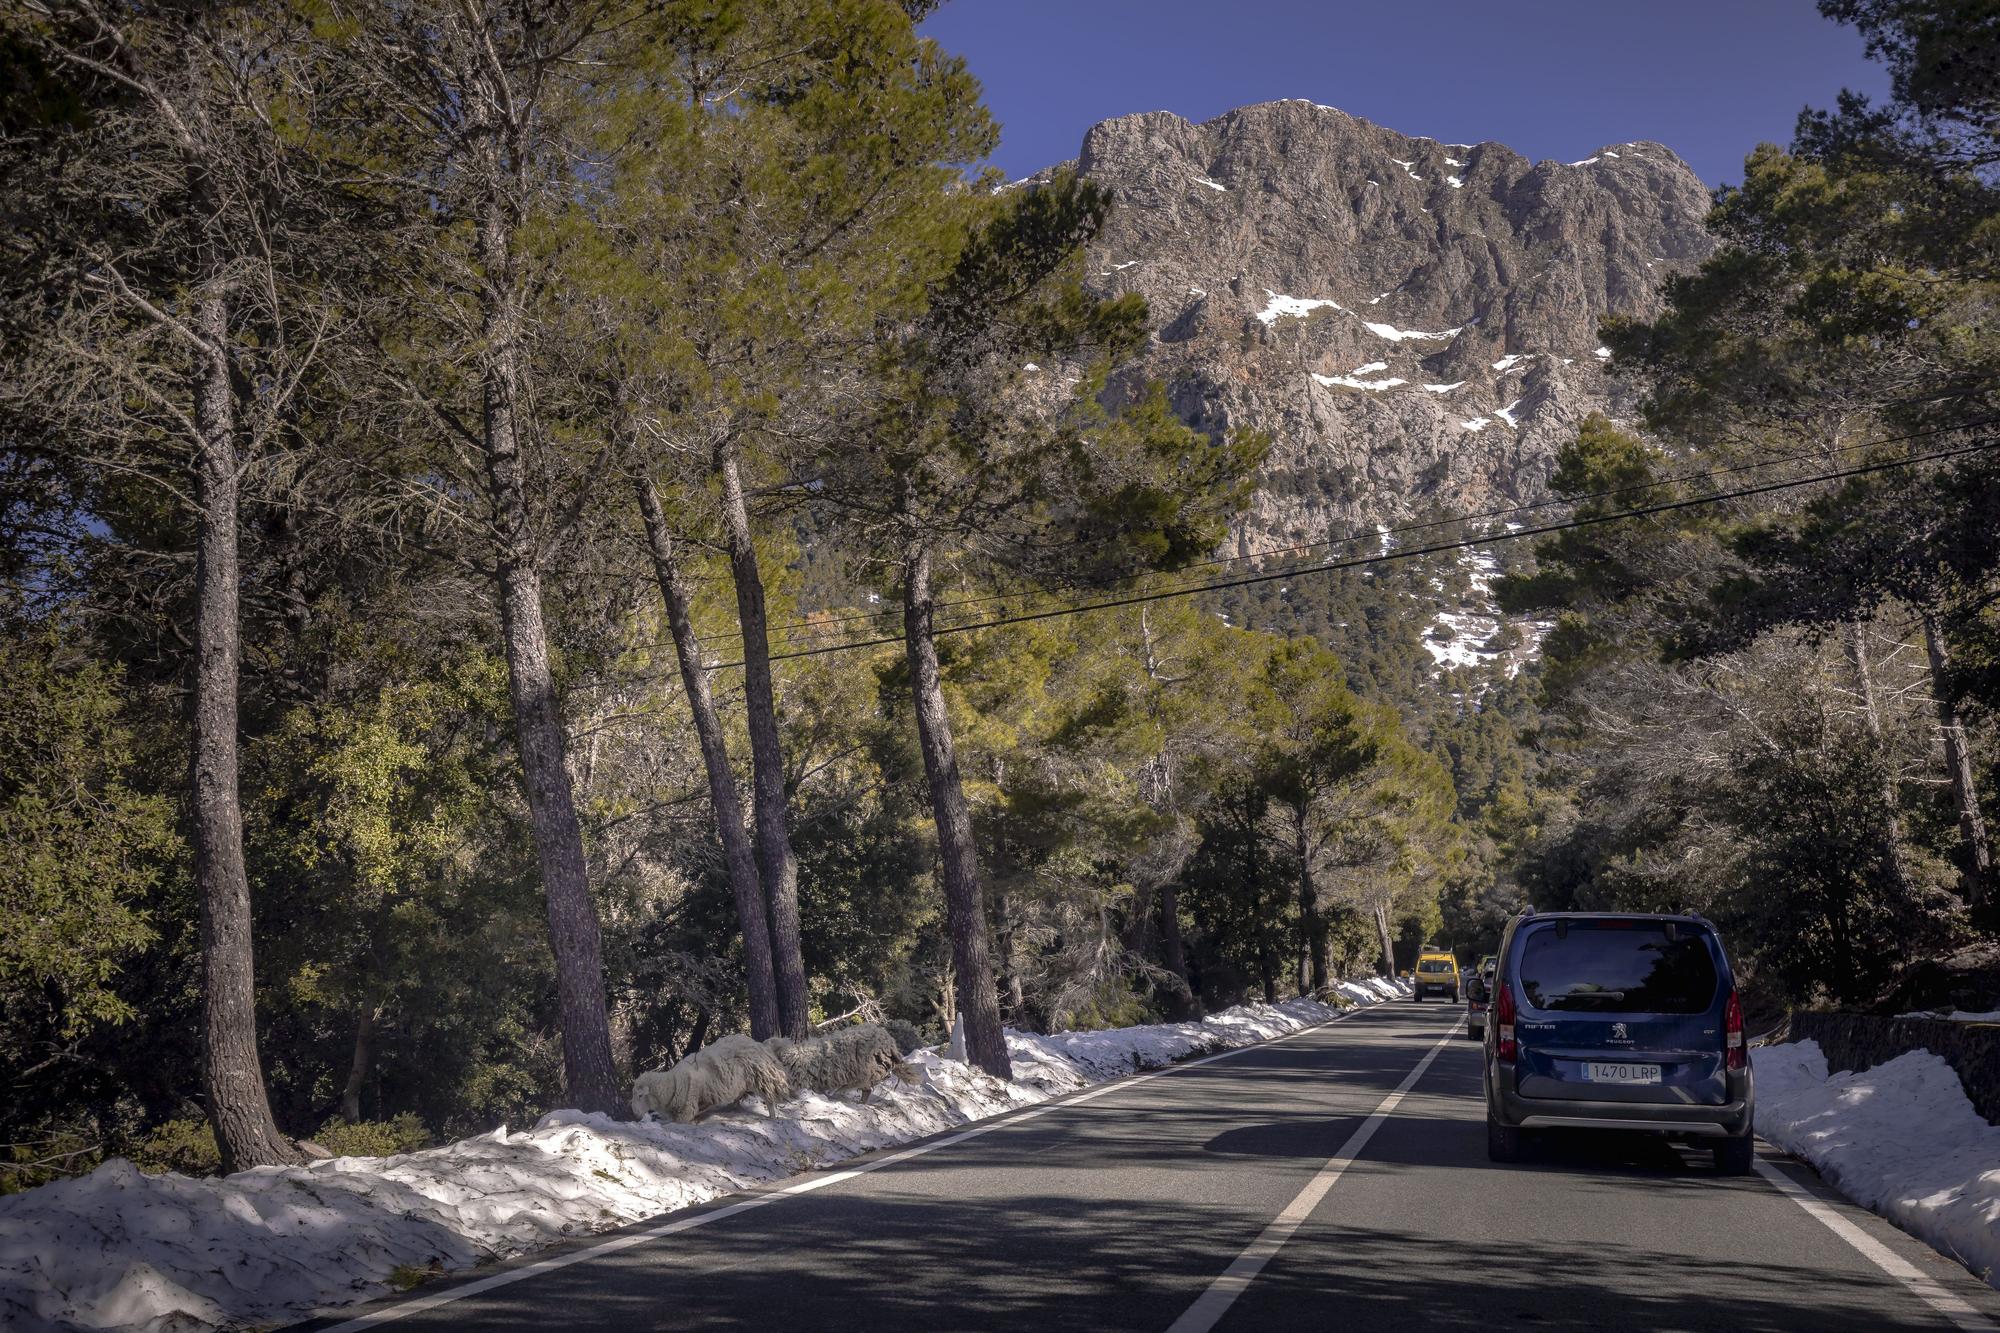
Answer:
[[312, 1002, 2000, 1333]]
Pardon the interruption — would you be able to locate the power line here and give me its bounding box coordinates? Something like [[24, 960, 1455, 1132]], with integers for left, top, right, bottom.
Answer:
[[694, 413, 2000, 651], [697, 434, 2000, 669]]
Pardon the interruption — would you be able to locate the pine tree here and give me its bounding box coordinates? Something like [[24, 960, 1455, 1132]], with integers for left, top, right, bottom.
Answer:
[[1, 0, 337, 1168], [826, 175, 1266, 1076]]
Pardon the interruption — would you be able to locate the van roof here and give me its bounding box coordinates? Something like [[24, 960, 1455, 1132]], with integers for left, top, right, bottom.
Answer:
[[1519, 911, 1709, 924]]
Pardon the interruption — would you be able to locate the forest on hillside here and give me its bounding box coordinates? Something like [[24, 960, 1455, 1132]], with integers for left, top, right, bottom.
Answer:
[[1, 0, 1995, 1185]]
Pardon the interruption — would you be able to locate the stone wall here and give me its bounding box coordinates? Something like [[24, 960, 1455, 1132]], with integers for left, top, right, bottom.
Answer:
[[1788, 1011, 2000, 1125]]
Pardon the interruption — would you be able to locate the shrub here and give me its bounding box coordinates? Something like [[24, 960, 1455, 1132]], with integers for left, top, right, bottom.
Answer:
[[131, 1118, 221, 1177], [312, 1113, 430, 1159], [1, 1130, 105, 1194]]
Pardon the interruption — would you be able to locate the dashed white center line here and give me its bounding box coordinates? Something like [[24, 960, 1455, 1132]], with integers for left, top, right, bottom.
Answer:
[[1166, 1018, 1462, 1333]]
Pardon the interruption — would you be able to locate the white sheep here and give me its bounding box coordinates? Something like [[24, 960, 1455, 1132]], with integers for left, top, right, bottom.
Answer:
[[630, 1033, 792, 1122], [769, 1024, 913, 1101]]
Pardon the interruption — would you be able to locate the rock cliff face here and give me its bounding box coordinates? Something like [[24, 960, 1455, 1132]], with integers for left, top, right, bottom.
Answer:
[[1031, 100, 1714, 556]]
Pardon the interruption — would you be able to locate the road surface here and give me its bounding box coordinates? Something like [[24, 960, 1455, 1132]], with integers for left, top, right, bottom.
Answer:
[[309, 1002, 2000, 1332]]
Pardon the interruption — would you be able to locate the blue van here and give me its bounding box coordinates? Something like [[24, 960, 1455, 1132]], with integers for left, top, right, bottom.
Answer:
[[1483, 910, 1755, 1173]]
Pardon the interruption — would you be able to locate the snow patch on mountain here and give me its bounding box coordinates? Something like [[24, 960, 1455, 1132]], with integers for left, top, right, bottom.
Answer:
[[1418, 547, 1548, 686], [1364, 321, 1462, 343], [1314, 372, 1406, 391], [1257, 291, 1347, 324]]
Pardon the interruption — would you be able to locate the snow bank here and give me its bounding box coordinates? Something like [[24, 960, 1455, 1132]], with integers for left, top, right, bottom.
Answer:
[[1754, 1039, 2000, 1287], [0, 988, 1407, 1333]]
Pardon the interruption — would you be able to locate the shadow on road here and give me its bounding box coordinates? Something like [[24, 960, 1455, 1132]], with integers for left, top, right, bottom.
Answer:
[[369, 1185, 1952, 1333]]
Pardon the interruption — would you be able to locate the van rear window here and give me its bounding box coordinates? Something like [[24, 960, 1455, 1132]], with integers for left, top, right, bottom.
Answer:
[[1517, 923, 1717, 1014]]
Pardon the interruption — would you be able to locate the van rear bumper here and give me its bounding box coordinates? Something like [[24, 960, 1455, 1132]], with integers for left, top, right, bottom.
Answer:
[[1493, 1083, 1753, 1137]]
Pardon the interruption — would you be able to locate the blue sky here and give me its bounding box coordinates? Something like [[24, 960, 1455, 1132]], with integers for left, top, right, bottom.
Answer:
[[921, 1, 1889, 188]]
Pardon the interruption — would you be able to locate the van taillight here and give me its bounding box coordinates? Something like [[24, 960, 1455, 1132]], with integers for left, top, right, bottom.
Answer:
[[1724, 989, 1745, 1072], [1495, 981, 1517, 1062]]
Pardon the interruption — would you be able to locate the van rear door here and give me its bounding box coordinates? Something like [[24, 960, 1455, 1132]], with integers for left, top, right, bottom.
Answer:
[[1509, 920, 1727, 1106]]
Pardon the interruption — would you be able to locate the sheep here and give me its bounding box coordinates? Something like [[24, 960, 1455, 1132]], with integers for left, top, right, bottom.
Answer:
[[768, 1024, 915, 1102], [630, 1033, 793, 1123]]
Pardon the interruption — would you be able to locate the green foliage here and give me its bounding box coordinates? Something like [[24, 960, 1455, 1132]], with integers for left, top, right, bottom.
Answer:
[[1721, 707, 1959, 1002], [0, 621, 171, 1037], [1502, 0, 1998, 988], [130, 1119, 221, 1178], [312, 1114, 430, 1159]]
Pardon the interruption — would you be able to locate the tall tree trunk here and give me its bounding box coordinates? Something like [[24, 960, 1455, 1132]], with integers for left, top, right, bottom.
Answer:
[[474, 149, 621, 1116], [1923, 614, 1994, 911], [902, 540, 1010, 1079], [685, 1005, 712, 1055], [190, 292, 302, 1173], [1244, 800, 1277, 1002], [340, 1001, 377, 1124], [992, 886, 1024, 1018], [715, 444, 810, 1037], [635, 475, 780, 1039], [1159, 881, 1191, 1016], [1845, 623, 1920, 910], [1122, 881, 1157, 956], [1373, 902, 1398, 979], [1292, 804, 1327, 993]]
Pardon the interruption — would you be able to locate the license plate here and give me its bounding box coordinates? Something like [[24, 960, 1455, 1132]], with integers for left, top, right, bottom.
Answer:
[[1583, 1061, 1661, 1084]]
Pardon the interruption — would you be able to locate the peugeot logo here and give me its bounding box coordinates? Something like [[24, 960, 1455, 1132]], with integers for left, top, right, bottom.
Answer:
[[1611, 1022, 1630, 1040]]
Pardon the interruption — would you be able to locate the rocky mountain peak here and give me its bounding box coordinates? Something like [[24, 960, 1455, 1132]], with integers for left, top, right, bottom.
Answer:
[[1033, 99, 1715, 558]]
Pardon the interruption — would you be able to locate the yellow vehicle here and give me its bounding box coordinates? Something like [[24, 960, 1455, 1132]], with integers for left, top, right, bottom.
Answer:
[[1411, 948, 1461, 1002]]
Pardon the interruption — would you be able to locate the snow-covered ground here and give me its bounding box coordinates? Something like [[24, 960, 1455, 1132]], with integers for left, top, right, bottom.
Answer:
[[0, 983, 1408, 1333], [1754, 1039, 2000, 1288]]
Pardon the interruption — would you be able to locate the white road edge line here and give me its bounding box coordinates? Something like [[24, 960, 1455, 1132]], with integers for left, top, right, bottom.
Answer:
[[319, 998, 1400, 1331], [1166, 1019, 1462, 1333], [1751, 1157, 1996, 1332]]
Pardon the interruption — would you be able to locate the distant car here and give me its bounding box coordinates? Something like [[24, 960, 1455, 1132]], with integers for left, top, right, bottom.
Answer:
[[1483, 910, 1755, 1174], [1411, 949, 1460, 1002], [1465, 963, 1496, 1041]]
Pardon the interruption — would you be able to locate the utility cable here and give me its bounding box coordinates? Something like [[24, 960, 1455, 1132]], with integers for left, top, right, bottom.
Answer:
[[694, 413, 2000, 651], [696, 434, 2000, 669]]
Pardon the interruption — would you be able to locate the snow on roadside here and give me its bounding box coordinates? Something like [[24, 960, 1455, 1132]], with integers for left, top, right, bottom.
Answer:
[[1754, 1039, 2000, 1288], [0, 986, 1408, 1333]]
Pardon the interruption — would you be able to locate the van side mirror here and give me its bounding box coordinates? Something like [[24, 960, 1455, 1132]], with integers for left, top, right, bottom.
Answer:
[[1466, 976, 1488, 1003]]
